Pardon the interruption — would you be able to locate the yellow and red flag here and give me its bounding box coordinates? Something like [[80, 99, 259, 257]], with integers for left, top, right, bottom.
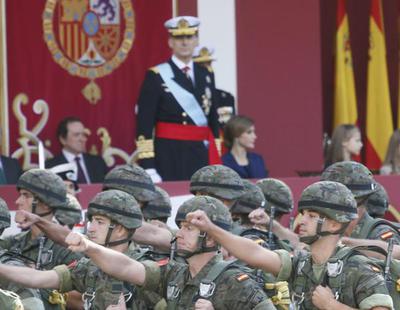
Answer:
[[366, 0, 393, 170], [333, 0, 357, 128]]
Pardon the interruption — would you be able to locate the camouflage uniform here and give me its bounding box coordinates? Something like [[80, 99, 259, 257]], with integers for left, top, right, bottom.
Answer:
[[53, 190, 160, 309], [141, 196, 276, 309], [0, 197, 44, 310], [0, 288, 24, 310], [321, 161, 400, 244], [275, 181, 393, 309], [0, 169, 81, 310]]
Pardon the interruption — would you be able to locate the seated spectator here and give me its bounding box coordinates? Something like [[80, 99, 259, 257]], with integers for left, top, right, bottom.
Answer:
[[45, 116, 108, 184], [380, 129, 400, 175], [222, 115, 268, 178], [0, 129, 23, 184], [324, 124, 362, 168]]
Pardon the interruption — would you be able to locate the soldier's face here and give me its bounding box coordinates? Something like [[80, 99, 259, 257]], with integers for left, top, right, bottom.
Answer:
[[298, 210, 322, 237], [168, 35, 198, 60], [16, 190, 34, 212], [176, 221, 202, 252], [63, 180, 76, 196], [235, 125, 257, 149], [87, 214, 112, 245], [60, 121, 87, 155]]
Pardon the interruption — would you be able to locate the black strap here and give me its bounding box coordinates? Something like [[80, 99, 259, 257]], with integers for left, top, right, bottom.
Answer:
[[190, 181, 244, 191], [103, 178, 156, 192], [89, 203, 143, 220], [299, 200, 357, 214]]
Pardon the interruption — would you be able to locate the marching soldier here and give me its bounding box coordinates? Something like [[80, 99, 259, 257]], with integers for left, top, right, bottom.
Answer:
[[64, 196, 276, 309], [187, 181, 394, 309], [135, 16, 220, 182], [365, 182, 389, 219]]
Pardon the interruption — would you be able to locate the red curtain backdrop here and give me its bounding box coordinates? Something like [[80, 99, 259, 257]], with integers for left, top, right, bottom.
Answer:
[[6, 1, 171, 167]]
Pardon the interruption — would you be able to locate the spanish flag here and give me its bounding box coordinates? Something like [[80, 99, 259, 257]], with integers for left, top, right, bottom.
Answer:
[[366, 0, 393, 170], [333, 0, 357, 128]]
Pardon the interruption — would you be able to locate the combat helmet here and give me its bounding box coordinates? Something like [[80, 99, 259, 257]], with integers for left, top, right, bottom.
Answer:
[[103, 164, 158, 202], [55, 194, 82, 227], [175, 195, 232, 257], [321, 161, 376, 199], [230, 180, 265, 220], [17, 169, 67, 212], [256, 178, 293, 214], [365, 182, 389, 218], [87, 189, 143, 247], [142, 186, 171, 222], [190, 165, 245, 200], [0, 197, 10, 232], [298, 181, 357, 244]]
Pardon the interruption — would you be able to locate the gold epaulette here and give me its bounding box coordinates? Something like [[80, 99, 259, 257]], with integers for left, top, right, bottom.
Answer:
[[136, 135, 155, 159], [149, 66, 159, 74], [207, 66, 214, 73]]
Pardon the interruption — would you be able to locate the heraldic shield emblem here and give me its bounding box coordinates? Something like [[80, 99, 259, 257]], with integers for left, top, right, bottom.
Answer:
[[43, 0, 135, 104]]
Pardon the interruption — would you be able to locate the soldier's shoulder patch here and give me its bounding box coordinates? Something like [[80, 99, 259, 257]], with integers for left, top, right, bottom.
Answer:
[[369, 264, 382, 273], [380, 231, 394, 240], [149, 66, 159, 74], [157, 258, 169, 266], [67, 260, 78, 270], [235, 273, 249, 282]]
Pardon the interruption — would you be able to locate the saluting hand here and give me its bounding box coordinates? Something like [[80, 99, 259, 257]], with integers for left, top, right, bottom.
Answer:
[[15, 210, 40, 229], [195, 298, 214, 309], [65, 232, 89, 252], [249, 208, 270, 226], [186, 210, 213, 232]]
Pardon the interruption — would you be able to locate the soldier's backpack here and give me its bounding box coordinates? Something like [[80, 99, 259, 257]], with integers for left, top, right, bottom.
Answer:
[[0, 288, 24, 310], [359, 217, 400, 240]]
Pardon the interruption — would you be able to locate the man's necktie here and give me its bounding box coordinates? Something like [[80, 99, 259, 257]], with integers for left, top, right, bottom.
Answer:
[[182, 66, 193, 84], [0, 167, 6, 185], [74, 157, 87, 184]]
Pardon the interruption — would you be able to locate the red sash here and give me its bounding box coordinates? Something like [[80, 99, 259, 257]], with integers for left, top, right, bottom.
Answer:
[[155, 122, 221, 164]]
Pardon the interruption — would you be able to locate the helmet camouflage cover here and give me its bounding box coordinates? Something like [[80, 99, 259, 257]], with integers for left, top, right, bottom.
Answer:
[[175, 195, 232, 231], [55, 194, 82, 226], [230, 180, 265, 214], [142, 186, 172, 220], [87, 189, 143, 230], [365, 182, 389, 217], [190, 165, 245, 200], [17, 169, 67, 208], [103, 164, 158, 202], [0, 197, 10, 230], [256, 178, 293, 214], [321, 161, 376, 199], [298, 181, 358, 223]]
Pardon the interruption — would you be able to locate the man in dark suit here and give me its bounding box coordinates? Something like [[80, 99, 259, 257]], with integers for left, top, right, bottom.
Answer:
[[45, 116, 108, 184], [0, 155, 23, 185], [135, 16, 221, 182]]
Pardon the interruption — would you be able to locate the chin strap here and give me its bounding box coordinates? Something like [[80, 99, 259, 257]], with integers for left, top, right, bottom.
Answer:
[[103, 225, 134, 248], [31, 199, 53, 217], [178, 232, 219, 258], [300, 217, 349, 245]]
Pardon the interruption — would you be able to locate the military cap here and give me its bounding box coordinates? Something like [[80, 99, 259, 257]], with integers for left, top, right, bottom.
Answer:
[[142, 186, 172, 220], [175, 195, 232, 231], [365, 182, 389, 217], [256, 178, 293, 214], [49, 162, 79, 191], [164, 16, 200, 36], [230, 180, 265, 214], [55, 194, 82, 226], [298, 181, 358, 223], [193, 46, 215, 63], [190, 165, 245, 200], [17, 169, 67, 208], [0, 197, 10, 230], [321, 161, 376, 199], [87, 189, 143, 230], [103, 164, 157, 202]]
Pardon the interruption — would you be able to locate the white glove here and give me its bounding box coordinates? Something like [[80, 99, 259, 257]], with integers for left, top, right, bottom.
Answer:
[[145, 168, 162, 183]]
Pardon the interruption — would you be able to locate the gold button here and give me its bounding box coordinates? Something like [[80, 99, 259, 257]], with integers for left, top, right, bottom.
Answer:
[[183, 121, 187, 125], [182, 112, 187, 117]]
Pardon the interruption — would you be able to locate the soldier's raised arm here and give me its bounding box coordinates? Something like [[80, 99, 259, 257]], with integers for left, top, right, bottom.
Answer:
[[187, 210, 282, 276], [133, 221, 172, 251], [0, 264, 60, 289], [66, 232, 146, 285]]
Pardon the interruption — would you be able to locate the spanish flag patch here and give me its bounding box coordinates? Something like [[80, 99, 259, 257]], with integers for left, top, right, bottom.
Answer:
[[157, 258, 169, 266], [67, 260, 78, 270], [380, 231, 394, 241], [236, 274, 249, 282]]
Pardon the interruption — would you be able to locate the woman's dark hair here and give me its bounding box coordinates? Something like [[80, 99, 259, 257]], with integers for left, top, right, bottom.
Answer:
[[325, 124, 359, 166], [223, 115, 254, 149], [383, 129, 400, 169]]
